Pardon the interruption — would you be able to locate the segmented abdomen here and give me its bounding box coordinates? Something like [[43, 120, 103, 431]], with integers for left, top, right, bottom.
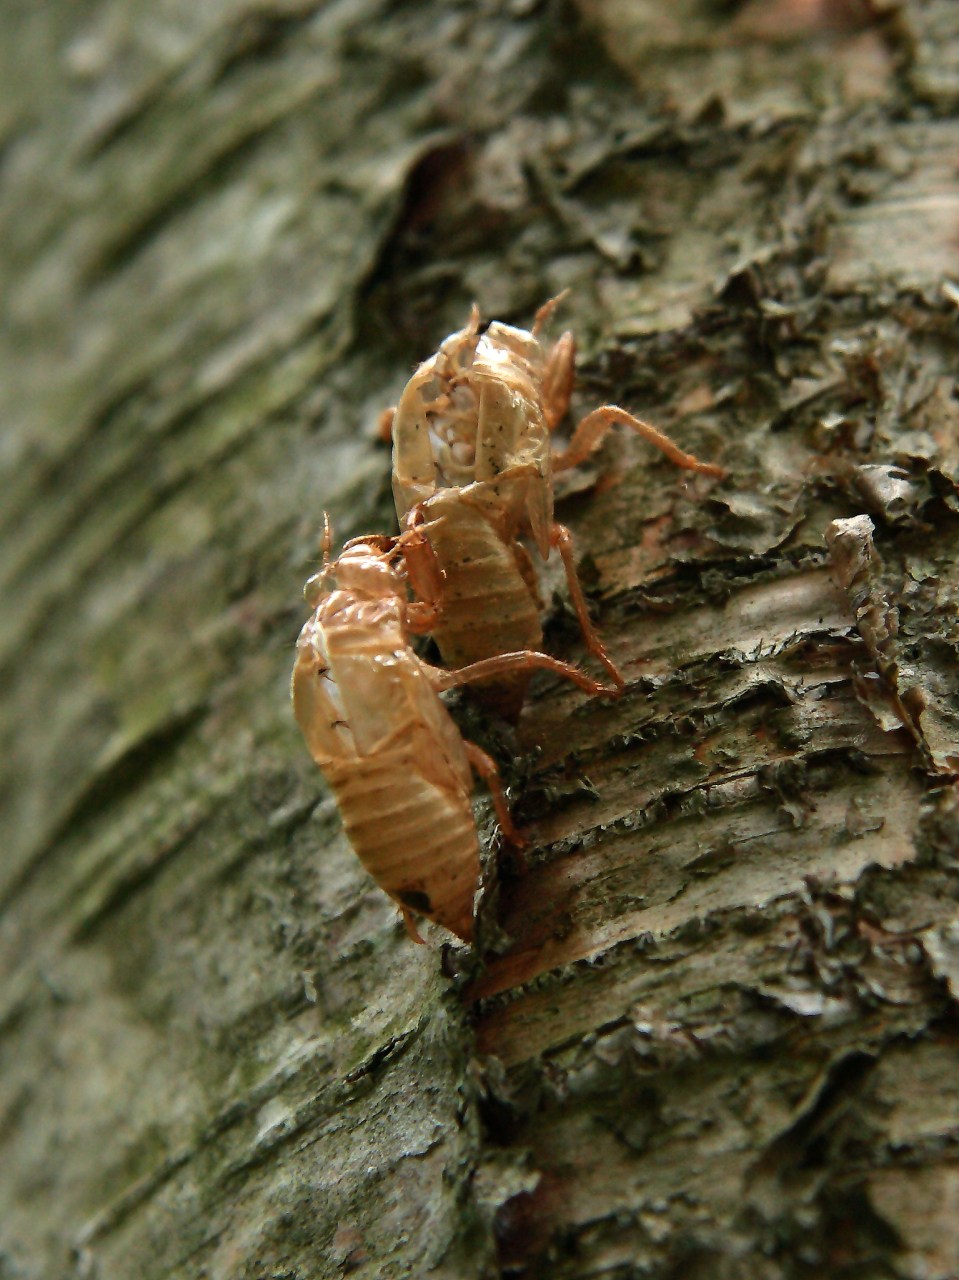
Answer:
[[326, 748, 480, 942], [426, 497, 540, 719]]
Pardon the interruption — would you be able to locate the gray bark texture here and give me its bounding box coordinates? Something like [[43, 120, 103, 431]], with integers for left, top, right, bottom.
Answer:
[[3, 0, 959, 1276]]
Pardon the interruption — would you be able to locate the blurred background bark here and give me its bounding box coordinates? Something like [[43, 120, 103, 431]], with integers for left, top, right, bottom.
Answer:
[[2, 1, 959, 1276]]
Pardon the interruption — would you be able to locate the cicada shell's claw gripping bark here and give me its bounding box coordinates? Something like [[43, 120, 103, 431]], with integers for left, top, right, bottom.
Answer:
[[385, 299, 724, 716]]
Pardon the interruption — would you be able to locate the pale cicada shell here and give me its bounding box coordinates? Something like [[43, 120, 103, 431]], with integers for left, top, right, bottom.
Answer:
[[291, 534, 619, 941], [388, 298, 725, 719], [391, 310, 554, 554]]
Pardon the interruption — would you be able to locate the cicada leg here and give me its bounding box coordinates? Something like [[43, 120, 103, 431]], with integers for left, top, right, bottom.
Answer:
[[430, 648, 621, 701], [542, 330, 576, 432], [399, 905, 427, 945], [551, 521, 626, 693], [377, 406, 395, 444], [552, 404, 725, 477], [531, 290, 569, 337], [398, 505, 446, 627], [342, 532, 395, 555], [511, 540, 544, 611], [462, 740, 527, 852]]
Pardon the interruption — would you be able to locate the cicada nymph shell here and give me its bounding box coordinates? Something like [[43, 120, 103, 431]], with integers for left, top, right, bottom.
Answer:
[[291, 531, 625, 939], [291, 541, 486, 941], [391, 309, 555, 555], [387, 299, 724, 719]]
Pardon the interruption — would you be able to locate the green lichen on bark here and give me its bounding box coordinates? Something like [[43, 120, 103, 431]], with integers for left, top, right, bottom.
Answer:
[[1, 2, 959, 1278]]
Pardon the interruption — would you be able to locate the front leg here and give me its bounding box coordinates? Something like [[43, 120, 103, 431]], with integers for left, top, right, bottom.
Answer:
[[405, 600, 441, 634], [377, 406, 395, 444], [542, 330, 576, 431], [399, 505, 447, 619], [553, 404, 725, 477]]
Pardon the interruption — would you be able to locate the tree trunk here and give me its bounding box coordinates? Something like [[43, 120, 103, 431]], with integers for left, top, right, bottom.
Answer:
[[2, 1, 959, 1277]]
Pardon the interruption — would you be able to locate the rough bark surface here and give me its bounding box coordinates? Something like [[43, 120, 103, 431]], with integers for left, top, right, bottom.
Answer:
[[2, 2, 959, 1278]]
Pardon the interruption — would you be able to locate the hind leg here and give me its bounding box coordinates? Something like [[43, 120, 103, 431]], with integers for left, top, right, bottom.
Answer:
[[462, 741, 527, 851], [553, 405, 725, 476], [399, 906, 427, 944], [429, 648, 621, 700], [511, 540, 544, 611], [551, 521, 625, 691]]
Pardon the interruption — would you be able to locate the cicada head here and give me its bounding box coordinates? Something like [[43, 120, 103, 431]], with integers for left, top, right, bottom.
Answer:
[[334, 541, 406, 601]]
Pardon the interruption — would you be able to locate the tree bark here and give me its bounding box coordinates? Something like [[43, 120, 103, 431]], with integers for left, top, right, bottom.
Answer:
[[2, 1, 959, 1277]]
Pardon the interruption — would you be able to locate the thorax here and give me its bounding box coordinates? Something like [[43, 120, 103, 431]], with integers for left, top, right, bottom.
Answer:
[[316, 591, 408, 658]]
